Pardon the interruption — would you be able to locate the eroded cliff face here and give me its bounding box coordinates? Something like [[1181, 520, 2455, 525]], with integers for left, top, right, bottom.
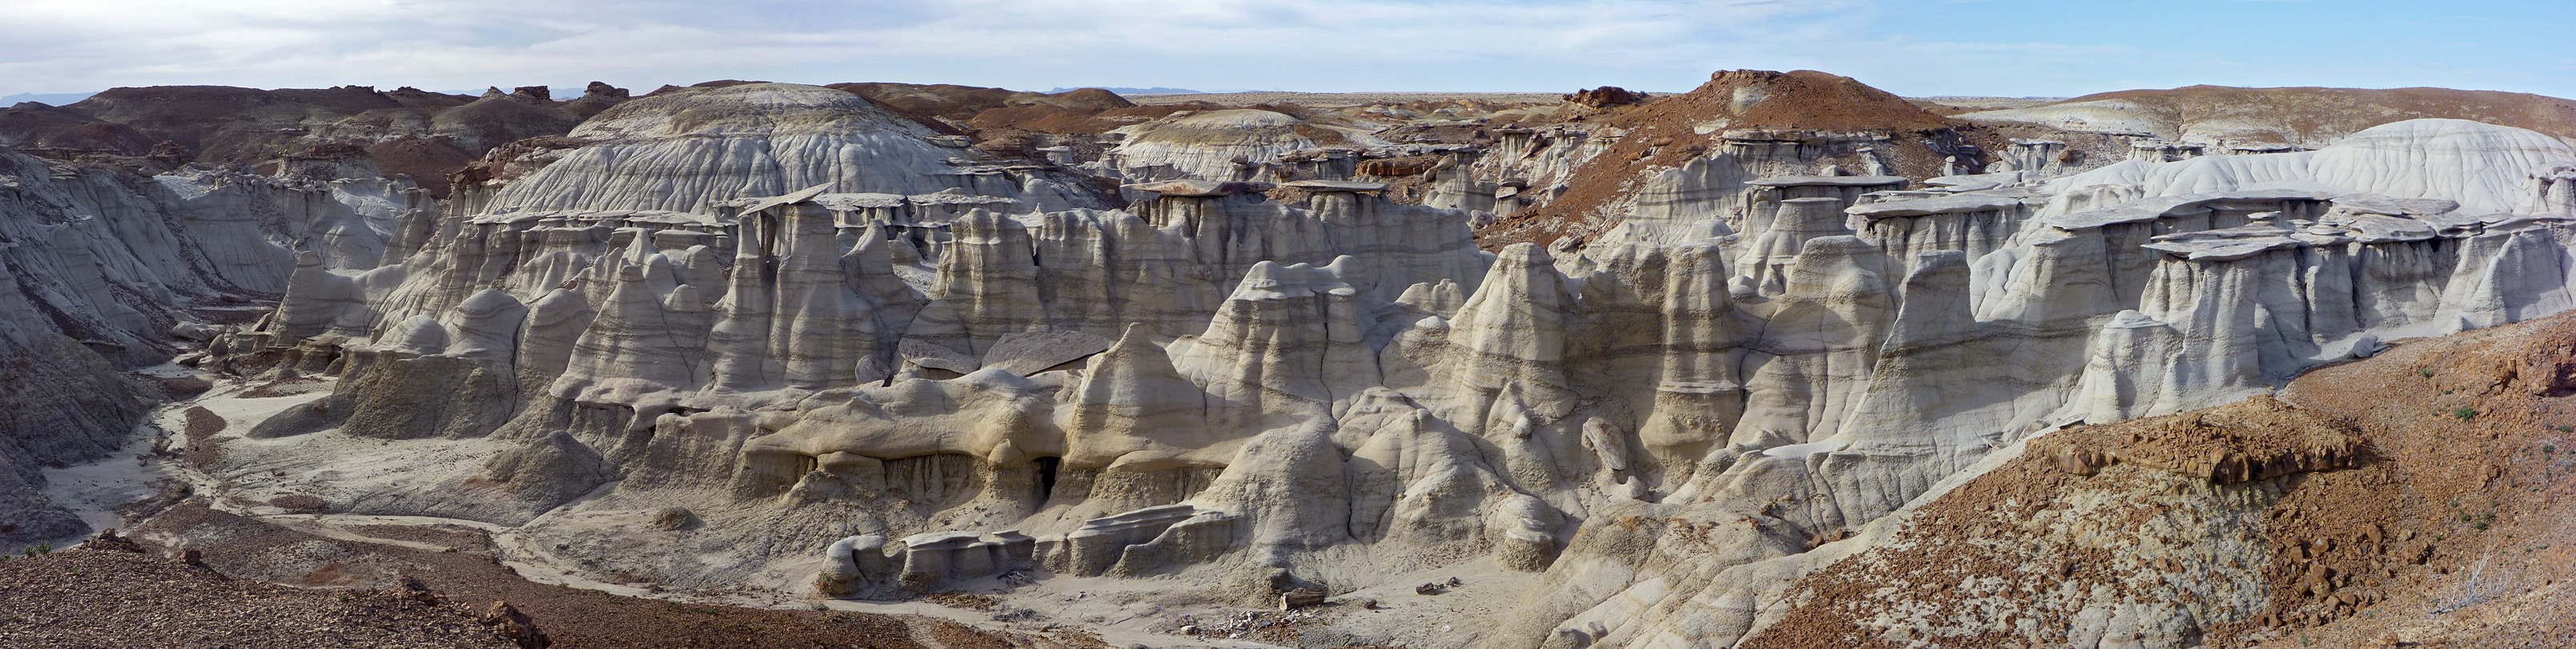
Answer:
[[0, 148, 404, 546], [160, 78, 2576, 649], [5, 68, 2514, 649], [1, 83, 630, 196], [1458, 71, 2011, 249]]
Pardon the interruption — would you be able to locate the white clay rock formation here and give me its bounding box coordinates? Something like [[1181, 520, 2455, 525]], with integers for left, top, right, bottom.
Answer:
[[1955, 84, 2576, 152], [7, 70, 2576, 649], [0, 147, 408, 544]]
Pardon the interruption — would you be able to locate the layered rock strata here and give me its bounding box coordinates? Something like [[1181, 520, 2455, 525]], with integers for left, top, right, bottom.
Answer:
[[206, 100, 2576, 649], [0, 148, 400, 545]]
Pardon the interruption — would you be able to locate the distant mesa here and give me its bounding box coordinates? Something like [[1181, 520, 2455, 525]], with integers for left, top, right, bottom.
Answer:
[[1959, 84, 2576, 145], [1049, 87, 1204, 95], [1562, 86, 1650, 108]]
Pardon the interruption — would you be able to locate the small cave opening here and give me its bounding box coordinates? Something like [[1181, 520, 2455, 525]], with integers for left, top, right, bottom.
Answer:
[[1033, 456, 1062, 504]]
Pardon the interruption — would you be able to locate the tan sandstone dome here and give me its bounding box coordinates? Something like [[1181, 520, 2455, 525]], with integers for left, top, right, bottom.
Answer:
[[1107, 108, 1323, 182]]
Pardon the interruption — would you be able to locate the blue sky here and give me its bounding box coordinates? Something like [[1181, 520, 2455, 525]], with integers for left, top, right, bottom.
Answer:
[[1, 0, 2568, 100]]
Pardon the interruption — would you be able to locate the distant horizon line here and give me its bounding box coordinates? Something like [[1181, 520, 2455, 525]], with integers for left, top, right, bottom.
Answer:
[[0, 85, 2128, 102], [14, 77, 2572, 105]]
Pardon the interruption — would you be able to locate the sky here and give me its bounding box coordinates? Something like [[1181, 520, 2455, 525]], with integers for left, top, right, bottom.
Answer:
[[2, 0, 2570, 100]]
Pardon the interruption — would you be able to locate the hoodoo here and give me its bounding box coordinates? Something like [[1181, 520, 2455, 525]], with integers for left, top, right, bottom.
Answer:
[[6, 21, 2575, 647]]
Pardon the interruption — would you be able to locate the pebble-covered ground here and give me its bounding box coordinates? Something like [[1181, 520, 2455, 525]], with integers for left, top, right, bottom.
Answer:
[[0, 502, 1112, 649], [0, 532, 519, 648]]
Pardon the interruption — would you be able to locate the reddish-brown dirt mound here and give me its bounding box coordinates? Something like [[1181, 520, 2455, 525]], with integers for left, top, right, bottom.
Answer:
[[66, 86, 408, 161], [367, 136, 476, 198], [964, 103, 1209, 135], [834, 82, 1136, 125], [833, 83, 1035, 121], [2044, 394, 2364, 483], [0, 532, 521, 649], [0, 103, 155, 154], [123, 502, 1089, 649], [181, 405, 226, 470], [432, 96, 584, 150], [1481, 70, 1961, 249], [1672, 70, 1953, 133], [4, 84, 601, 189], [1563, 86, 1650, 109]]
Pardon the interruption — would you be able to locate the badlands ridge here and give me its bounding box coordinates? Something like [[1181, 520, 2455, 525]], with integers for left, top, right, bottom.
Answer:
[[2, 72, 2574, 647]]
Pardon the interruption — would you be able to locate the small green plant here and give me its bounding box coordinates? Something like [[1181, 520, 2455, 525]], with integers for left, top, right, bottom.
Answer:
[[694, 607, 725, 615], [338, 593, 352, 602], [2421, 369, 2436, 377], [2442, 389, 2454, 395], [2455, 407, 2478, 421]]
